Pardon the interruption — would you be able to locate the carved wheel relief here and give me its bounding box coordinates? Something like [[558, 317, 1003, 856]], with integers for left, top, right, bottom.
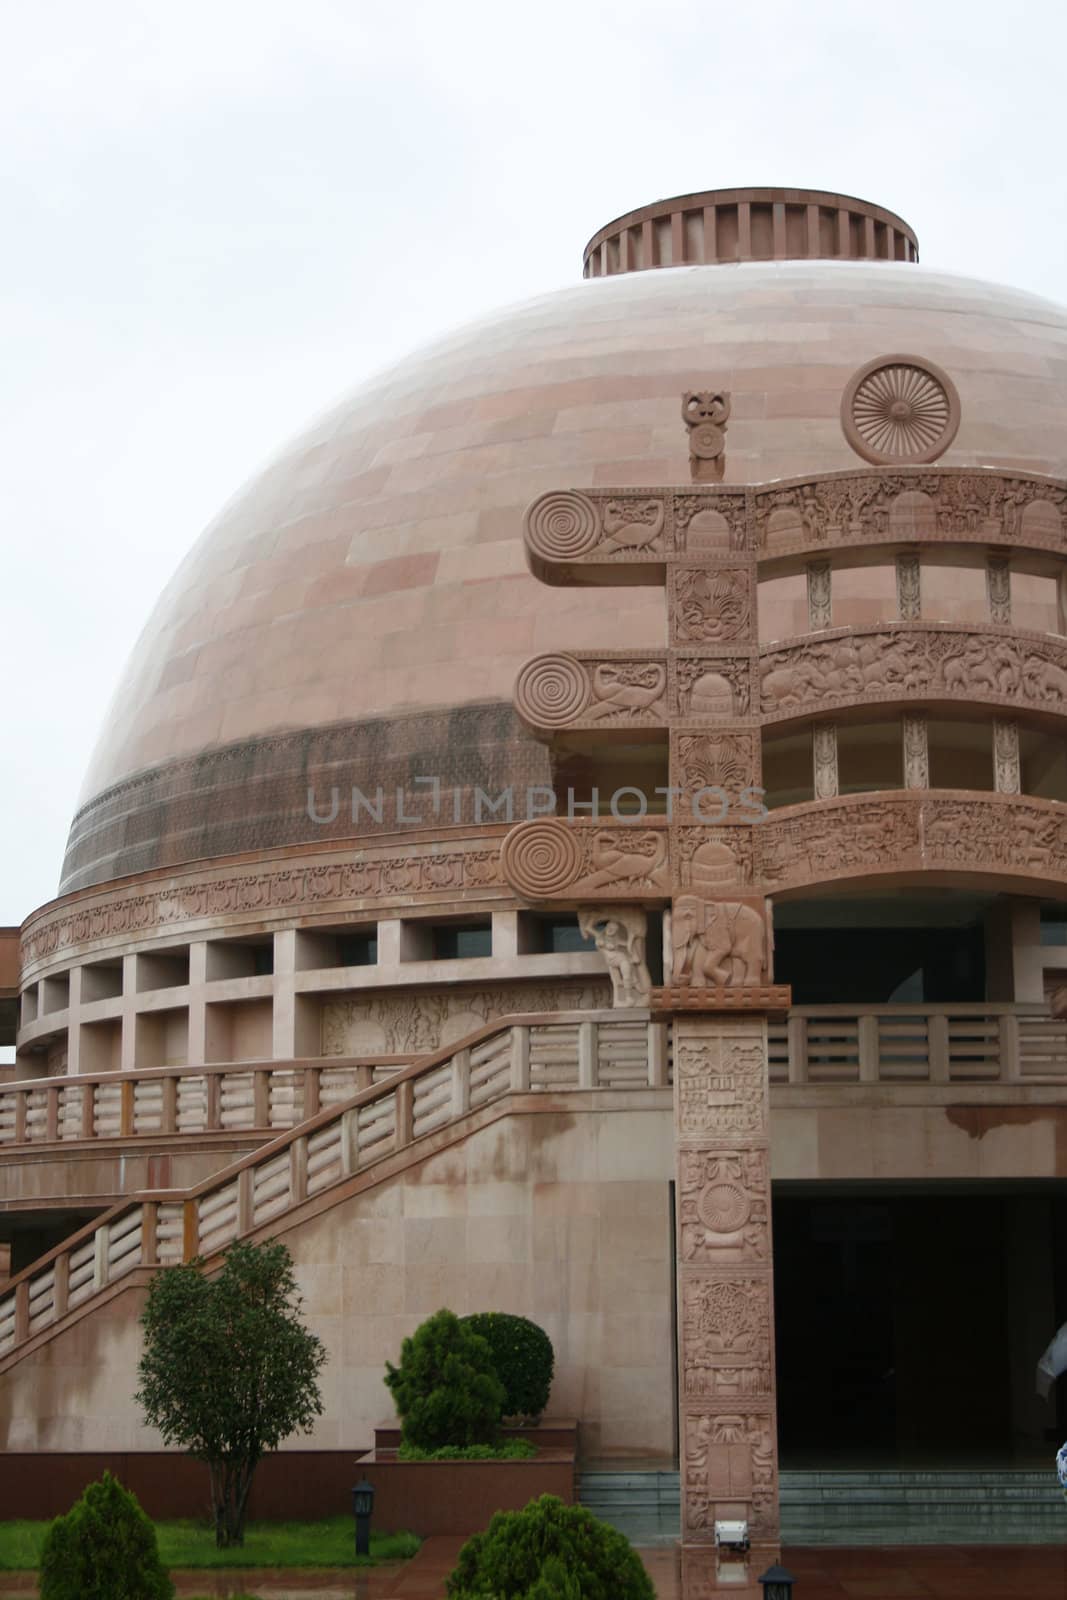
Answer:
[[842, 355, 960, 465]]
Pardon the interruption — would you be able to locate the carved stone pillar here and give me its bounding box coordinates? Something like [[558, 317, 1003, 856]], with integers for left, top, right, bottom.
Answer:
[[994, 718, 1021, 794], [902, 713, 929, 790], [987, 555, 1012, 625], [813, 722, 838, 799], [806, 560, 832, 631], [676, 1015, 779, 1556], [896, 552, 921, 619]]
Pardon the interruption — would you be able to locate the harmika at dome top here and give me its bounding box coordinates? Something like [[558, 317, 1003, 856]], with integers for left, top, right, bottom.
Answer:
[[63, 188, 1067, 893]]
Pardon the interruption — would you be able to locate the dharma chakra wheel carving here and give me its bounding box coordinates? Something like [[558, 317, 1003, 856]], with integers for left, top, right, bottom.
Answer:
[[841, 354, 960, 465], [524, 491, 600, 561], [515, 653, 590, 727]]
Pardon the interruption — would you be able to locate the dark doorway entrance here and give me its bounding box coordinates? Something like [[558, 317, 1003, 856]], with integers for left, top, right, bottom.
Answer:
[[774, 1184, 1067, 1466]]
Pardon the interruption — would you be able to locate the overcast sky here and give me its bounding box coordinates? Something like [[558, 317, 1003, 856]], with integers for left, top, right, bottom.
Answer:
[[2, 0, 1065, 933]]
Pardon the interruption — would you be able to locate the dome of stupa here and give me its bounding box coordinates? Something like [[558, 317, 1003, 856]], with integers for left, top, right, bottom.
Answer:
[[63, 188, 1067, 892]]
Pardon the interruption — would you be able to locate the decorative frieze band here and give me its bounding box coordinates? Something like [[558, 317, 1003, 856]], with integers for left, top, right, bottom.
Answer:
[[759, 623, 1067, 723], [522, 469, 1067, 581]]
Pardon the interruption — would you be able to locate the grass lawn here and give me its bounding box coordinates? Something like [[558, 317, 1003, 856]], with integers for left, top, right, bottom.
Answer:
[[0, 1517, 419, 1570]]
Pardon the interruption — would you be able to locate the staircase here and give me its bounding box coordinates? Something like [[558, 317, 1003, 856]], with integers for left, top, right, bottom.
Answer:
[[0, 1010, 670, 1367], [580, 1468, 1067, 1545], [579, 1472, 680, 1545]]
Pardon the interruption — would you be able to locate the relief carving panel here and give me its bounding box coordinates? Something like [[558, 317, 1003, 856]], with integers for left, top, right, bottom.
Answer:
[[760, 626, 1067, 720], [322, 978, 610, 1056], [682, 1276, 772, 1400], [500, 820, 670, 901], [671, 568, 752, 643], [675, 1036, 767, 1139], [680, 1149, 769, 1263]]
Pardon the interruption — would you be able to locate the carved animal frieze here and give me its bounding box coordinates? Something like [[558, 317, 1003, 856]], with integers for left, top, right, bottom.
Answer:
[[500, 819, 670, 902], [759, 626, 1067, 720], [758, 799, 922, 890]]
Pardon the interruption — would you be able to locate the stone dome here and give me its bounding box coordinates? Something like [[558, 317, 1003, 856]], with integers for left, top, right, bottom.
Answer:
[[63, 195, 1067, 893]]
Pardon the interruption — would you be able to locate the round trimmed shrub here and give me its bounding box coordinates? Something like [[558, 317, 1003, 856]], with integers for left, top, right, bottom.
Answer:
[[445, 1493, 655, 1600], [385, 1306, 505, 1450], [39, 1472, 174, 1600], [461, 1312, 554, 1423]]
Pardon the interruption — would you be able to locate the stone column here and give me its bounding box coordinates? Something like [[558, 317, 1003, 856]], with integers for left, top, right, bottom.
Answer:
[[675, 1014, 779, 1559]]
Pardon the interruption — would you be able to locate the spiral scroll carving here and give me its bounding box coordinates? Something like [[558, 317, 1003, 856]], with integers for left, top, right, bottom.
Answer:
[[524, 491, 601, 562], [842, 354, 960, 465], [500, 819, 584, 899], [515, 654, 590, 727]]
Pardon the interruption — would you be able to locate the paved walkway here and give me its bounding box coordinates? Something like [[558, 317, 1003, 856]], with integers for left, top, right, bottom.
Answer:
[[3, 1540, 1067, 1596]]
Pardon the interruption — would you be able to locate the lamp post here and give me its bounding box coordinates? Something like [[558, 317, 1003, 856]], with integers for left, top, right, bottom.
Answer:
[[352, 1478, 375, 1557], [757, 1563, 795, 1598]]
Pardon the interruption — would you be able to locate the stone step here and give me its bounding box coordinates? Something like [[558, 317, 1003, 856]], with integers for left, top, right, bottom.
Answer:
[[578, 1469, 1067, 1546]]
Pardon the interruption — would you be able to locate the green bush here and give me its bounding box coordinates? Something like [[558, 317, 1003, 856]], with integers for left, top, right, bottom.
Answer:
[[398, 1439, 536, 1461], [445, 1493, 655, 1600], [461, 1313, 555, 1423], [39, 1474, 174, 1600], [385, 1307, 505, 1451]]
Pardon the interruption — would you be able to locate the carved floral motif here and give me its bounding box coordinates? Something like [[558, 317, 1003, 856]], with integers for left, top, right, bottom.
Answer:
[[674, 733, 758, 807], [671, 568, 751, 643]]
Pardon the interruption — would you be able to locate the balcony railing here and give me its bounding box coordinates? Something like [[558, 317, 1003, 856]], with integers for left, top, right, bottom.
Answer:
[[768, 1003, 1065, 1084]]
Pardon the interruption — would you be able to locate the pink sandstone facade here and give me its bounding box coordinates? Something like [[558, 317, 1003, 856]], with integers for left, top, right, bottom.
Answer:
[[5, 188, 1067, 1563]]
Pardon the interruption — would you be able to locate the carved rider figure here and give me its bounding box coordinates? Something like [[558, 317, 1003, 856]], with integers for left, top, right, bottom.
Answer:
[[577, 906, 652, 1007]]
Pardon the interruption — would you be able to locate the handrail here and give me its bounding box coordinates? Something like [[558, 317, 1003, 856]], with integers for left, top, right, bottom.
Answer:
[[3, 1002, 1063, 1153], [0, 1052, 420, 1148], [0, 1009, 669, 1362]]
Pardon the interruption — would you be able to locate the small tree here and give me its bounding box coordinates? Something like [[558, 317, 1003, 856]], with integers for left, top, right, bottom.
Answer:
[[136, 1240, 326, 1548], [39, 1472, 174, 1600], [385, 1307, 505, 1450], [446, 1493, 655, 1599], [461, 1313, 554, 1422]]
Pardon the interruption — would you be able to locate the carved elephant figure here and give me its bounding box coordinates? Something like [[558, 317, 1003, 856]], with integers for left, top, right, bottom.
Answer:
[[1025, 654, 1067, 704], [672, 894, 766, 987]]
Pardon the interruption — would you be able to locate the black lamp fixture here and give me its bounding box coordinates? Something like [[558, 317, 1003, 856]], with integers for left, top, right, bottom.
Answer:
[[758, 1563, 795, 1598], [352, 1478, 375, 1556]]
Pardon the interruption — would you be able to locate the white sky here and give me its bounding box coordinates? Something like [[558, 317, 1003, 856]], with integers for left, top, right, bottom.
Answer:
[[2, 0, 1065, 929]]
